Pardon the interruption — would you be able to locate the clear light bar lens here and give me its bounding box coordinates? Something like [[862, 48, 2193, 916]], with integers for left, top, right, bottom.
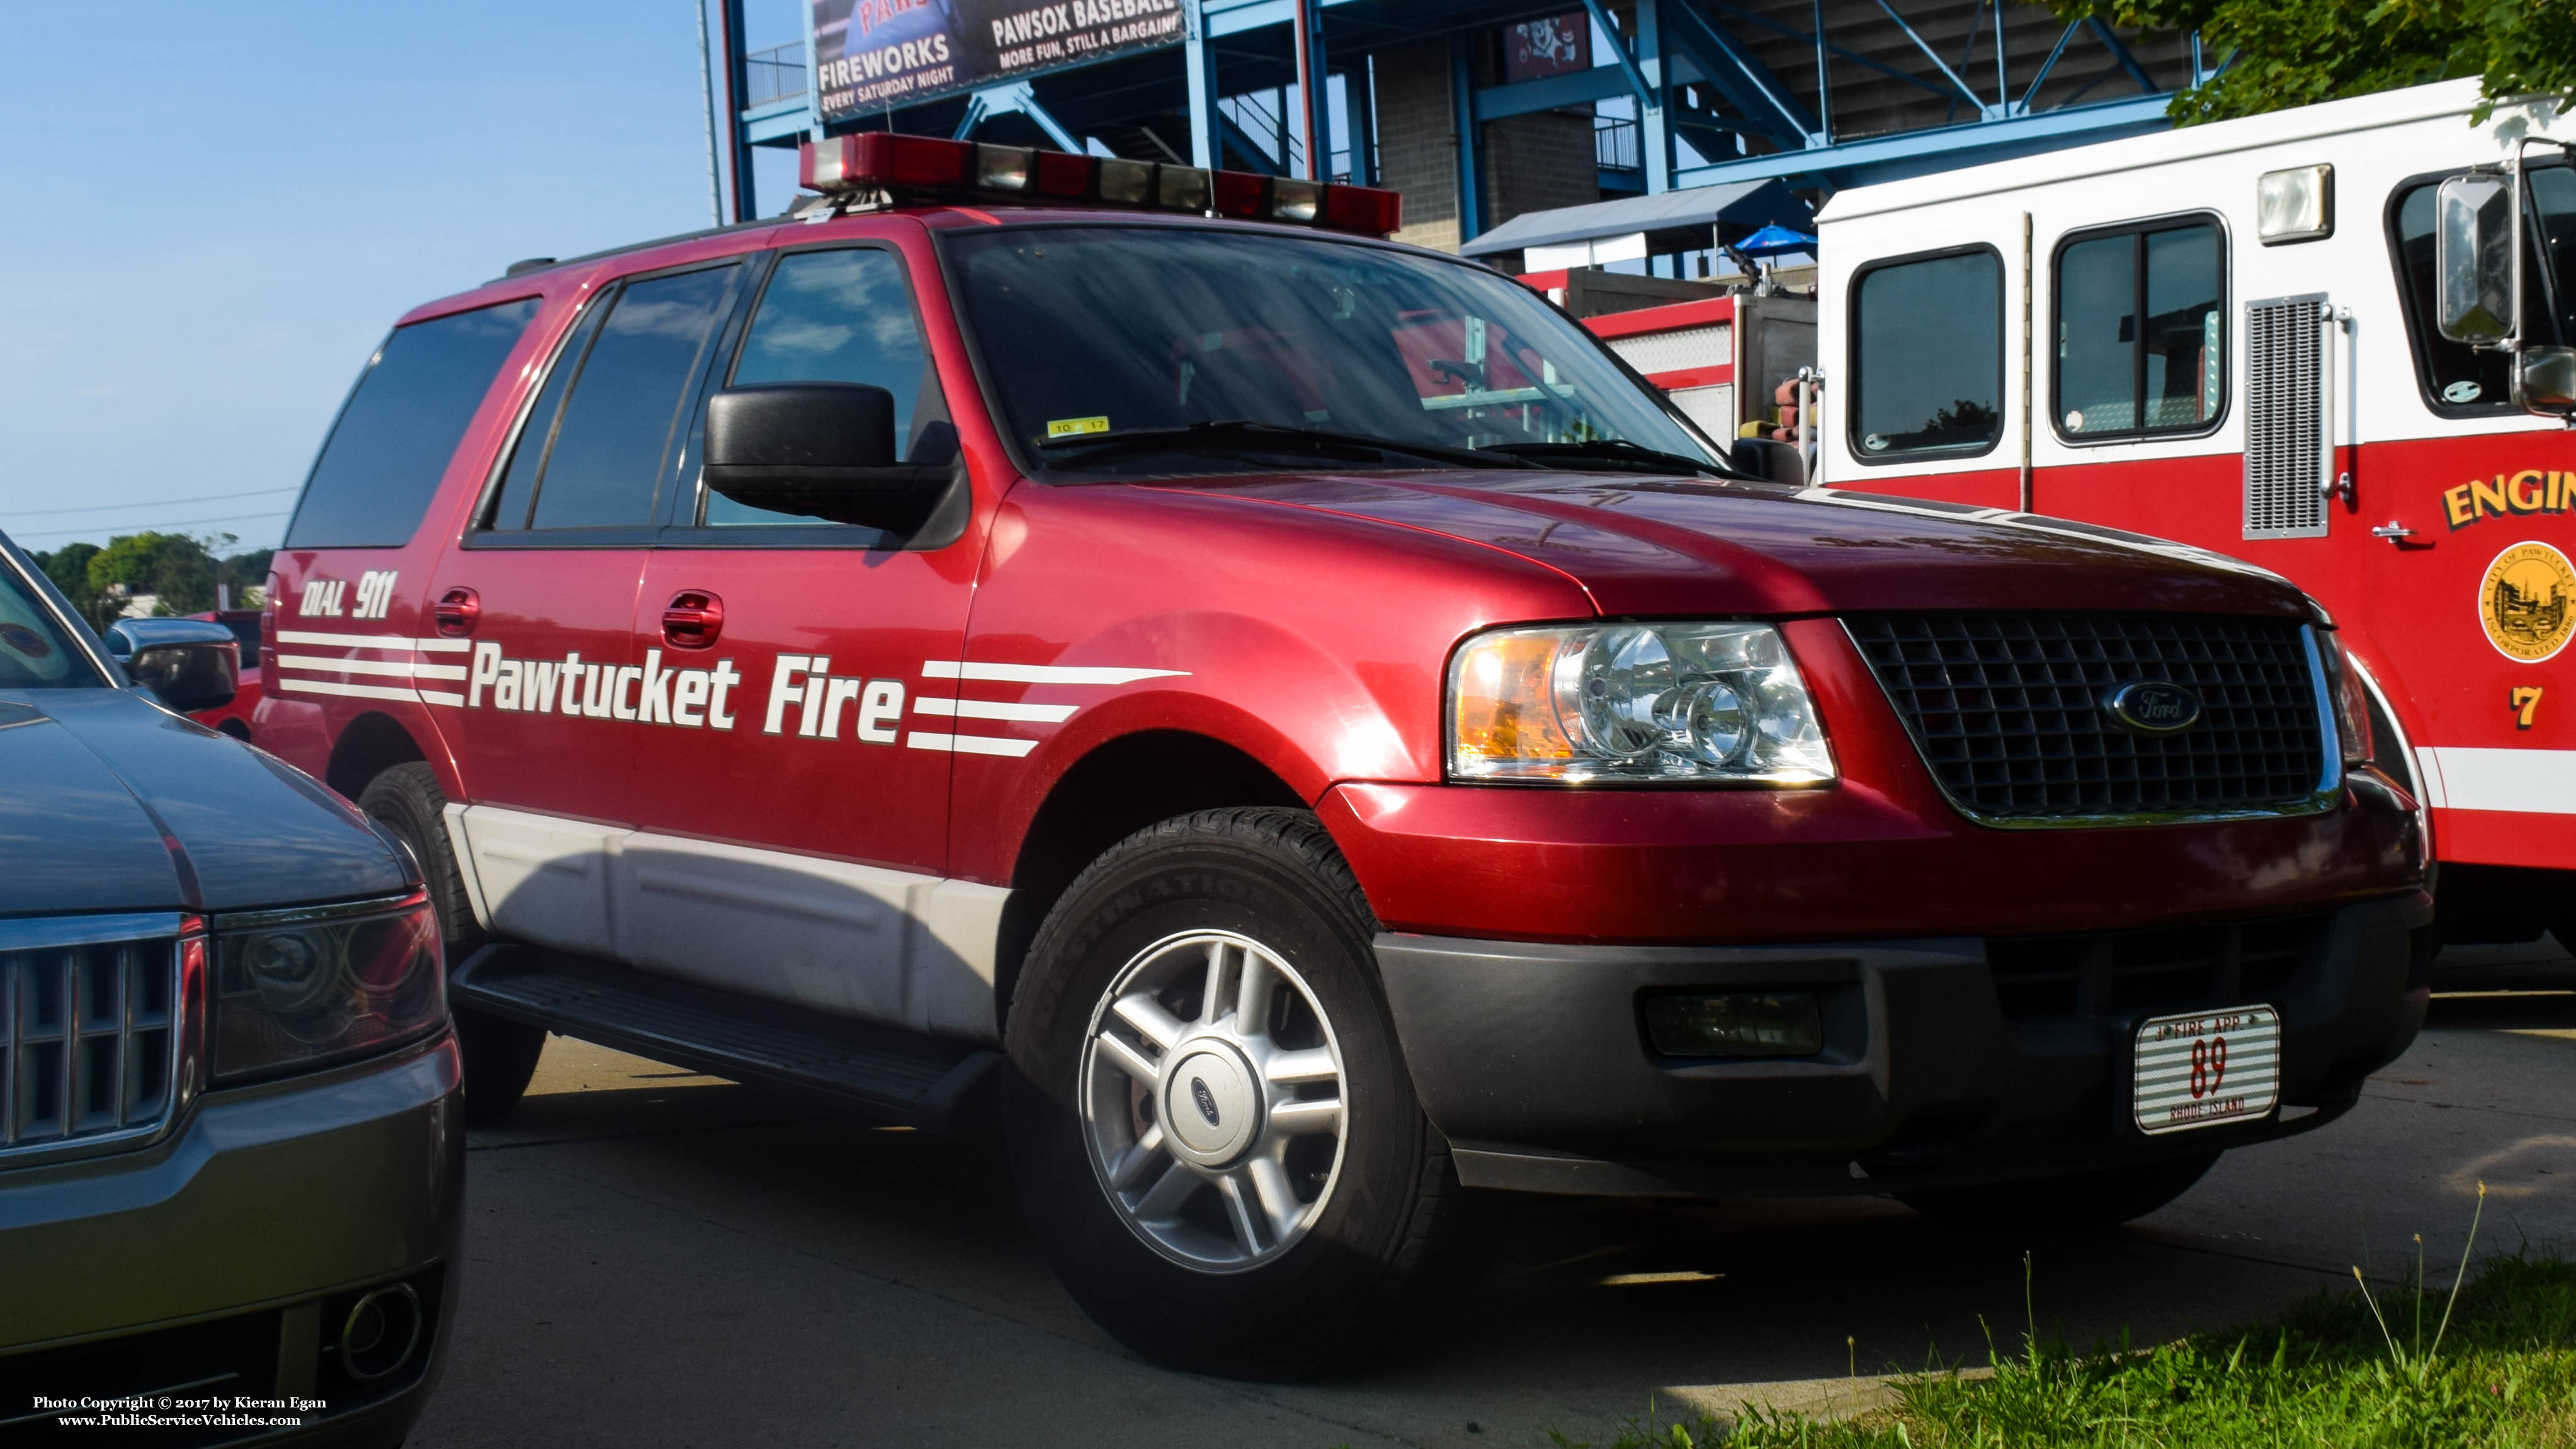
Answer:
[[1449, 622, 1835, 785]]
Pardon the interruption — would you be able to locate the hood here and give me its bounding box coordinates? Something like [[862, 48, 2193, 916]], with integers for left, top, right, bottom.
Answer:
[[0, 689, 412, 916], [1165, 472, 2310, 618]]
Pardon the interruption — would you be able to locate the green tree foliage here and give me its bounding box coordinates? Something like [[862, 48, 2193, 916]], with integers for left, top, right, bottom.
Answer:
[[26, 532, 272, 630], [2052, 0, 2576, 125]]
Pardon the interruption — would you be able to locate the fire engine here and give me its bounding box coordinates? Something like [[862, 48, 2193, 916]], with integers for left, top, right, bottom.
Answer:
[[1591, 78, 2575, 948]]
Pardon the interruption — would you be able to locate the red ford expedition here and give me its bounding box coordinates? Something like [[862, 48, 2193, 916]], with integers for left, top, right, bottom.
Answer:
[[256, 134, 2429, 1377]]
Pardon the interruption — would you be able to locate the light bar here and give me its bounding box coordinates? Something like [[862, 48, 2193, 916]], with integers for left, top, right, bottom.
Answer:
[[796, 132, 1402, 236]]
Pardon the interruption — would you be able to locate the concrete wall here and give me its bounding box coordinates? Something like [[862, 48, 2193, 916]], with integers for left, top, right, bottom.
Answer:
[[1481, 111, 1596, 234], [1372, 42, 1462, 253]]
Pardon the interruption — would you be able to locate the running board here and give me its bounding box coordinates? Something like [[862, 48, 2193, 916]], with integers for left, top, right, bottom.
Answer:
[[450, 944, 999, 1134]]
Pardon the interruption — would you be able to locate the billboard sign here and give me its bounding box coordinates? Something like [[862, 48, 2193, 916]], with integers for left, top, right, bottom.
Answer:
[[814, 0, 1185, 122], [1501, 13, 1589, 84]]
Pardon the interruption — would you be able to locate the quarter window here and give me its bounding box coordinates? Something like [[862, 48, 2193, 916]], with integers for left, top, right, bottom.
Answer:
[[489, 265, 739, 531], [709, 248, 949, 527], [1849, 248, 2003, 459], [2053, 219, 2223, 441], [286, 298, 540, 547]]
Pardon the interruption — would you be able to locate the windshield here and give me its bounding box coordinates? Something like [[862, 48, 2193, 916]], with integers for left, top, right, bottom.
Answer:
[[0, 549, 103, 690], [944, 224, 1722, 475]]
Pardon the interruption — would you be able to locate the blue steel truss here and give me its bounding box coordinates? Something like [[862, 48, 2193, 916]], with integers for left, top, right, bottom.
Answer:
[[705, 0, 2204, 244]]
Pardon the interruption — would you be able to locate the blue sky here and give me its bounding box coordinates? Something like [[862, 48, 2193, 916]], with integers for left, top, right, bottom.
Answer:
[[0, 1, 805, 557]]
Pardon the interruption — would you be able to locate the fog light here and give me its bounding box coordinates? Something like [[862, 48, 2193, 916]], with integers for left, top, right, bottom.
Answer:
[[1644, 992, 1823, 1057]]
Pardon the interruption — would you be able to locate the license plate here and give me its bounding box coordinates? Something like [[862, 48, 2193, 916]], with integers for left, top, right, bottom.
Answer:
[[2133, 1006, 2279, 1135]]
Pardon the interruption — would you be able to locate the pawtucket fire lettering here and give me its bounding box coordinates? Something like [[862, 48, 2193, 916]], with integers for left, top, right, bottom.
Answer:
[[2444, 469, 2576, 529], [465, 644, 908, 745]]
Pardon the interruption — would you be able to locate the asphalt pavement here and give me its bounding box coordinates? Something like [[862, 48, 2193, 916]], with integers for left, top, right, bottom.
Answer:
[[409, 940, 2576, 1449]]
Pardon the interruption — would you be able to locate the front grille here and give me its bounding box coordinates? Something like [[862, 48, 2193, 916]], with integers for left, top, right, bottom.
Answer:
[[1846, 611, 2329, 822], [3, 936, 179, 1157], [1986, 913, 2324, 1019]]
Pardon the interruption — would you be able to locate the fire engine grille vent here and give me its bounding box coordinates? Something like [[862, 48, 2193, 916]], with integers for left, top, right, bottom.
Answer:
[[2243, 295, 2330, 540], [1845, 611, 2328, 822], [1604, 322, 1731, 377], [3, 938, 178, 1158], [1984, 912, 2324, 1019]]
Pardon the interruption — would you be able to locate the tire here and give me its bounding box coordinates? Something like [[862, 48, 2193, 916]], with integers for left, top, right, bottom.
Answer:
[[1897, 1151, 2220, 1236], [1003, 807, 1460, 1379], [357, 763, 545, 1125]]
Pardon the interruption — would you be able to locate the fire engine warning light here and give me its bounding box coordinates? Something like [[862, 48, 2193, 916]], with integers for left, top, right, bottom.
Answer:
[[797, 133, 1403, 237]]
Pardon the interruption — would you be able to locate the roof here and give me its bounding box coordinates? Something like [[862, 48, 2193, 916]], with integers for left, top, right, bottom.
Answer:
[[1459, 179, 1814, 257], [1815, 77, 2506, 224]]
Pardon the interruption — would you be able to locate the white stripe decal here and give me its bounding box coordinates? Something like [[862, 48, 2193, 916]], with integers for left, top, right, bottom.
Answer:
[[274, 630, 472, 653], [277, 678, 425, 705], [2413, 745, 2450, 809], [276, 654, 468, 681], [2418, 746, 2576, 814], [905, 730, 1040, 758], [416, 688, 465, 707], [912, 697, 1077, 723], [921, 660, 1186, 685]]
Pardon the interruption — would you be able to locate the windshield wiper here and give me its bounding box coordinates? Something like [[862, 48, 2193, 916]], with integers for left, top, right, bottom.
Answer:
[[1036, 419, 1532, 471], [1477, 439, 1740, 479]]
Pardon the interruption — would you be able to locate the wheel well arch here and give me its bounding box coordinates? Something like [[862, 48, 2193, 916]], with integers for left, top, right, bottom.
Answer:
[[994, 730, 1304, 1028], [326, 710, 428, 802]]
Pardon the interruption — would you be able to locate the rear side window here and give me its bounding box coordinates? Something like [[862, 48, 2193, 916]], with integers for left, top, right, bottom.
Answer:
[[1849, 247, 2002, 460], [489, 264, 740, 531], [709, 247, 949, 527], [285, 298, 540, 547], [2053, 218, 2225, 441]]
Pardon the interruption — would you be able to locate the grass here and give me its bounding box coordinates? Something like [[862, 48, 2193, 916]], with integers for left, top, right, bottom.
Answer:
[[1551, 1189, 2576, 1448]]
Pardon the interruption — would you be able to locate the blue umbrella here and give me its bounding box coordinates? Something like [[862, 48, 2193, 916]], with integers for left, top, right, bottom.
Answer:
[[1733, 223, 1817, 258]]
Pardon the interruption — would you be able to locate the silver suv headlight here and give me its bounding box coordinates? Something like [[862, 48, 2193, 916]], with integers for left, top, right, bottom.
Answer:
[[212, 890, 446, 1083], [1448, 621, 1836, 785]]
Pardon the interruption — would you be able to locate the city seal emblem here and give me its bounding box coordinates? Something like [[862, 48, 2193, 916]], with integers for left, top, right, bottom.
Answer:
[[2480, 540, 2576, 662]]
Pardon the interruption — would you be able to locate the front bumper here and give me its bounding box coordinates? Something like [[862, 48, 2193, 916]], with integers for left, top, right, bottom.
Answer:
[[0, 1031, 464, 1446], [1376, 892, 2430, 1198]]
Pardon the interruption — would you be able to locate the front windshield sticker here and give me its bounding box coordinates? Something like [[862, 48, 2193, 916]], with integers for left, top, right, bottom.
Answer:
[[1047, 416, 1110, 439]]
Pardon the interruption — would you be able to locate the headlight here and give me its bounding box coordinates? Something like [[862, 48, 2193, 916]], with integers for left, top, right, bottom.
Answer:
[[2313, 627, 2373, 767], [1448, 622, 1836, 784], [212, 891, 445, 1083]]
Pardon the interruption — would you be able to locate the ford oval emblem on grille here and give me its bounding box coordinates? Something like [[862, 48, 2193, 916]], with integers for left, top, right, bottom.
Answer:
[[2104, 679, 2202, 734], [1190, 1076, 1221, 1126]]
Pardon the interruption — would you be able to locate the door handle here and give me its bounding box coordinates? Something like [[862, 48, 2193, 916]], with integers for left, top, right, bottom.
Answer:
[[662, 590, 724, 649], [432, 587, 480, 638]]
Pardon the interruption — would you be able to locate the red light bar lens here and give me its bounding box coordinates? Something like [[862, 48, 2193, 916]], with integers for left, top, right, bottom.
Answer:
[[1320, 183, 1404, 236], [800, 132, 975, 193], [1033, 149, 1095, 198], [1211, 170, 1268, 219]]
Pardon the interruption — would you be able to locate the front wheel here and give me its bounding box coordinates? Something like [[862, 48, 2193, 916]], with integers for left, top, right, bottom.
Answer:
[[1004, 809, 1460, 1378], [1897, 1151, 2220, 1235]]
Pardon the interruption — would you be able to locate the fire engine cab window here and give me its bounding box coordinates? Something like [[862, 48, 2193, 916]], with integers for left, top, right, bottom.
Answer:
[[2053, 220, 2223, 441], [2392, 166, 2576, 412], [498, 266, 737, 531], [1850, 251, 2002, 458], [285, 297, 538, 548], [946, 225, 1715, 474], [710, 248, 944, 526]]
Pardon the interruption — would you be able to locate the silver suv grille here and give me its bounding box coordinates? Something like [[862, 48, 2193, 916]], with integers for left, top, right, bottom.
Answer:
[[3, 925, 186, 1159]]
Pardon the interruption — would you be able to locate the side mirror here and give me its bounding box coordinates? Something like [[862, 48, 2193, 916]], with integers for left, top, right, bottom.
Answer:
[[1729, 436, 1808, 486], [2517, 346, 2576, 416], [2435, 173, 2516, 344], [703, 383, 953, 533], [105, 618, 239, 713]]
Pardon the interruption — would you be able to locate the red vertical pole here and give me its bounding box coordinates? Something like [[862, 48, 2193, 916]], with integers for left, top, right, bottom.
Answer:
[[1292, 0, 1320, 179]]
